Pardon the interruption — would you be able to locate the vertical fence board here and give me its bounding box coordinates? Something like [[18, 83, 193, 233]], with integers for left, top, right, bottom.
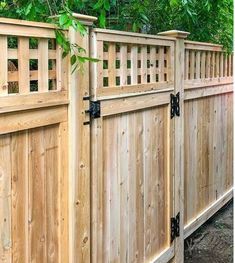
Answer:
[[167, 46, 174, 82], [215, 52, 220, 77], [158, 47, 164, 82], [0, 135, 12, 263], [96, 41, 104, 90], [109, 116, 120, 262], [211, 52, 215, 78], [141, 46, 147, 83], [185, 50, 189, 80], [29, 128, 46, 263], [224, 54, 228, 77], [220, 52, 224, 77], [128, 113, 137, 262], [228, 54, 232, 77], [11, 131, 29, 263], [0, 36, 8, 95], [131, 45, 138, 84], [119, 114, 129, 263], [135, 112, 144, 262], [18, 37, 29, 94], [206, 52, 211, 78], [195, 51, 200, 79], [56, 45, 62, 91], [101, 117, 109, 263], [143, 109, 152, 260], [120, 45, 127, 85], [44, 126, 59, 263], [58, 122, 69, 263], [150, 46, 156, 83], [190, 50, 195, 79], [200, 51, 206, 79], [91, 117, 104, 263], [108, 43, 116, 87], [38, 39, 49, 92]]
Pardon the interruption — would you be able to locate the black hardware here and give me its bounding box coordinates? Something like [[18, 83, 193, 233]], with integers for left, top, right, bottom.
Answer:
[[171, 212, 180, 242], [83, 96, 90, 101], [83, 121, 90, 125], [86, 101, 100, 119], [170, 92, 180, 119]]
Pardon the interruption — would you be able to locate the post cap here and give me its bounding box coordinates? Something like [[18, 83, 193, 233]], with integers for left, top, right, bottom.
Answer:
[[72, 13, 97, 26], [158, 30, 190, 39], [49, 13, 97, 26]]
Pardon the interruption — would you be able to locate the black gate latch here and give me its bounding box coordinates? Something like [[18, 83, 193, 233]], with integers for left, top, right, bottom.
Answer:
[[171, 212, 180, 242], [170, 92, 180, 119], [85, 100, 100, 119]]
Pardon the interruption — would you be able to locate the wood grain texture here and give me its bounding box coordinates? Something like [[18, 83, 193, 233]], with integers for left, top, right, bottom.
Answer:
[[91, 103, 172, 263], [11, 131, 28, 263], [38, 39, 49, 92], [184, 93, 233, 225], [0, 135, 12, 263], [18, 37, 30, 94], [0, 36, 8, 95], [0, 123, 68, 263]]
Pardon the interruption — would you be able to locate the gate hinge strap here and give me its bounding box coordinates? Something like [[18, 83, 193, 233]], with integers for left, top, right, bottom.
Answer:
[[170, 92, 180, 119], [171, 212, 180, 242]]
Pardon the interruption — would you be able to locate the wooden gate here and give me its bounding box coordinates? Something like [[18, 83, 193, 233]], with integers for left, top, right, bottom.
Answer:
[[90, 29, 180, 263]]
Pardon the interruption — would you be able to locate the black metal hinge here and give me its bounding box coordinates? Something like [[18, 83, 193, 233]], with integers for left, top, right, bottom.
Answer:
[[171, 212, 180, 242], [170, 92, 180, 119], [85, 100, 101, 119]]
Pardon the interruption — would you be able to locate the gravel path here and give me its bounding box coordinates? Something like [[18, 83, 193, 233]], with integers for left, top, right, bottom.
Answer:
[[184, 201, 233, 263]]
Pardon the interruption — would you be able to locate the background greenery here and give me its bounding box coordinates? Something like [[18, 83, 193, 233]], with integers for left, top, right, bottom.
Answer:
[[0, 0, 233, 52]]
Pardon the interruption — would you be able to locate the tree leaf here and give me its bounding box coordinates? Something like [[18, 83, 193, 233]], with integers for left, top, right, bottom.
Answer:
[[59, 14, 69, 26], [99, 9, 106, 28], [25, 3, 32, 15], [82, 56, 100, 62], [104, 0, 110, 11], [62, 51, 68, 58], [170, 0, 179, 7], [71, 54, 77, 65], [93, 0, 103, 10]]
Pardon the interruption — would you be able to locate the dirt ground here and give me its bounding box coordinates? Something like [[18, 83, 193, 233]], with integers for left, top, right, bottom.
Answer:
[[184, 201, 233, 263]]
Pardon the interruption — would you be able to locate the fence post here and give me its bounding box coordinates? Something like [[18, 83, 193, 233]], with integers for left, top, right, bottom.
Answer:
[[158, 30, 189, 263], [68, 13, 97, 263]]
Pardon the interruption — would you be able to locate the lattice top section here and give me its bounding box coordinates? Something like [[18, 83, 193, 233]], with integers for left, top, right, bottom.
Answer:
[[102, 43, 171, 86], [0, 21, 67, 96], [185, 41, 233, 81], [91, 29, 175, 98]]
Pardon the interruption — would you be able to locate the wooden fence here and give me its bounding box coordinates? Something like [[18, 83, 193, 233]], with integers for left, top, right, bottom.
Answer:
[[0, 15, 233, 263], [183, 41, 233, 238], [0, 18, 69, 262]]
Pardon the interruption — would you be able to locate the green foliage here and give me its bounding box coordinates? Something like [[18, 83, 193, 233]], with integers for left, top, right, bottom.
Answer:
[[118, 0, 233, 52], [0, 0, 233, 54]]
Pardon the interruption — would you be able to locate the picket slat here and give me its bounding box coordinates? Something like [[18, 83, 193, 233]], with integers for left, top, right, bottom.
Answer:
[[18, 37, 30, 93], [0, 36, 8, 95]]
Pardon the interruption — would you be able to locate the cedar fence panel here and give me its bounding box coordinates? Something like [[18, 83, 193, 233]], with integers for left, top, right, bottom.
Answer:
[[183, 41, 233, 238], [0, 18, 69, 263]]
